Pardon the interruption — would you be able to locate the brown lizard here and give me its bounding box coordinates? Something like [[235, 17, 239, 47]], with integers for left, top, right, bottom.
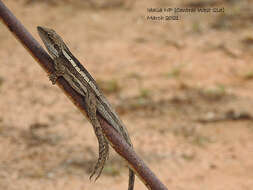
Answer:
[[37, 26, 135, 190]]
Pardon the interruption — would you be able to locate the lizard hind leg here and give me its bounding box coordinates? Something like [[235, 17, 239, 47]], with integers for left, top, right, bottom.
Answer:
[[85, 92, 109, 181], [89, 136, 109, 181]]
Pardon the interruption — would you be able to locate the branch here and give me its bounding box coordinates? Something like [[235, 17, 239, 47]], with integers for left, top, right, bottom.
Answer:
[[0, 1, 168, 190]]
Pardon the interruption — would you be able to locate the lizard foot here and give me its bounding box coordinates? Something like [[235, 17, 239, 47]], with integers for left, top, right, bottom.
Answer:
[[49, 70, 65, 85], [89, 137, 109, 181]]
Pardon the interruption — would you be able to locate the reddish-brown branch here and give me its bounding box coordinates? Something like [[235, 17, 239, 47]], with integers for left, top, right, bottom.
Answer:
[[0, 1, 168, 190]]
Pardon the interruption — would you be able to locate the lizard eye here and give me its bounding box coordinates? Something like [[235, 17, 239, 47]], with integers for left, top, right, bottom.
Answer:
[[54, 44, 59, 50]]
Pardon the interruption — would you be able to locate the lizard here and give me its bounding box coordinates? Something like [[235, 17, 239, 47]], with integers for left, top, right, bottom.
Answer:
[[37, 26, 135, 190]]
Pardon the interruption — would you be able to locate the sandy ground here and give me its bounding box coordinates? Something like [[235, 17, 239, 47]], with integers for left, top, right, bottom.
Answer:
[[1, 0, 253, 189]]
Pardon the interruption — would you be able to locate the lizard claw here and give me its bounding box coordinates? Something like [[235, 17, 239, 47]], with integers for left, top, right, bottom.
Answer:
[[49, 74, 57, 85]]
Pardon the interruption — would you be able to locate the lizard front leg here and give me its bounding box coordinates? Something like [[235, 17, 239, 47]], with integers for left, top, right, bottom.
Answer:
[[49, 70, 65, 84], [85, 91, 109, 181], [49, 58, 66, 84]]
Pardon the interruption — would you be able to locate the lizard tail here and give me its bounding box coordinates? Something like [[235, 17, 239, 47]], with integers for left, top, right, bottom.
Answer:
[[128, 169, 135, 190]]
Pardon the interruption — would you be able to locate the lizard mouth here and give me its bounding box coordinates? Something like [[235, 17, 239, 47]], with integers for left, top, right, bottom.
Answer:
[[37, 26, 59, 58], [37, 26, 48, 38]]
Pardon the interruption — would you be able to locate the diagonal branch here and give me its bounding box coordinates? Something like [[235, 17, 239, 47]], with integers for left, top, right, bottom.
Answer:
[[0, 1, 168, 190]]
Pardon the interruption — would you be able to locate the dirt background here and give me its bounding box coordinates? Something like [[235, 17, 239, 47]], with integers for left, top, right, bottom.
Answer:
[[1, 0, 253, 190]]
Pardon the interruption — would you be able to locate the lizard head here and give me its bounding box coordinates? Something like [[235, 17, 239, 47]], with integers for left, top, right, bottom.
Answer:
[[37, 26, 67, 58]]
